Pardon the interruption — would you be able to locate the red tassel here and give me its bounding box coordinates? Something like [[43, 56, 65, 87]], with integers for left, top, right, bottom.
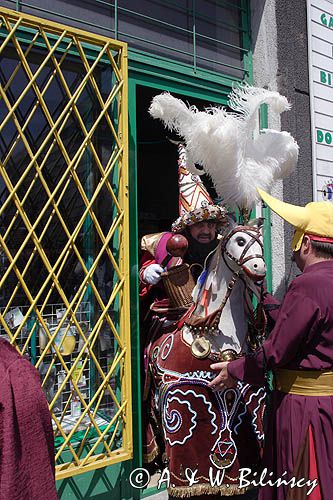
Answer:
[[308, 425, 322, 500], [200, 289, 209, 316], [200, 289, 208, 306]]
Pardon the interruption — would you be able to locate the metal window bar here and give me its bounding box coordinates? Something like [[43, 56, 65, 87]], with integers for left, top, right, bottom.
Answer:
[[116, 30, 247, 74], [95, 0, 246, 38], [6, 0, 249, 77], [93, 0, 246, 14], [115, 3, 246, 36], [0, 7, 131, 479]]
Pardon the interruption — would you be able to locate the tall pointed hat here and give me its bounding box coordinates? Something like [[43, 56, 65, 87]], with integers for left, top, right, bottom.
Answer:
[[171, 143, 227, 232]]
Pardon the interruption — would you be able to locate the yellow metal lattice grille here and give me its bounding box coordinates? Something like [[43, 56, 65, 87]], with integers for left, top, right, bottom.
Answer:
[[0, 7, 131, 479]]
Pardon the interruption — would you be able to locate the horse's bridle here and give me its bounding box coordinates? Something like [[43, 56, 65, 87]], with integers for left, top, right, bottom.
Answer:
[[221, 225, 264, 276], [183, 226, 266, 360]]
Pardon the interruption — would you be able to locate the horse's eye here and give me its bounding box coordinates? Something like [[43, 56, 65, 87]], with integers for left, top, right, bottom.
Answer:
[[236, 237, 246, 247]]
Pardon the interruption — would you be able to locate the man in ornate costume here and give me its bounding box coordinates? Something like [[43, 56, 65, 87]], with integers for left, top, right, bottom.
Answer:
[[140, 147, 267, 499], [140, 143, 228, 466], [210, 189, 333, 499]]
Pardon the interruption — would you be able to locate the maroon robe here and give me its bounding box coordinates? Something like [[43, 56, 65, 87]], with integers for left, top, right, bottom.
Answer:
[[0, 338, 58, 500], [228, 260, 333, 500]]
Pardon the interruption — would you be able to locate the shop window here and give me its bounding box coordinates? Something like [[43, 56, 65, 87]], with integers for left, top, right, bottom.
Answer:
[[0, 8, 131, 479]]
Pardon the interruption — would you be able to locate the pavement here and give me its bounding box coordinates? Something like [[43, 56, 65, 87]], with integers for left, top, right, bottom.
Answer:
[[145, 491, 168, 500]]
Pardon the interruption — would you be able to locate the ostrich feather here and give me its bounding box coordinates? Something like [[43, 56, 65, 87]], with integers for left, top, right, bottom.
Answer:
[[149, 92, 195, 135], [149, 85, 299, 209], [228, 84, 290, 124]]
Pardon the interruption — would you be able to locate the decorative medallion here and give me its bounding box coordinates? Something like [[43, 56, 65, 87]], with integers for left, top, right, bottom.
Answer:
[[191, 337, 211, 359]]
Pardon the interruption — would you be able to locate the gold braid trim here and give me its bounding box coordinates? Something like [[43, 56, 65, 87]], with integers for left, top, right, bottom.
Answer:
[[168, 482, 254, 497], [142, 446, 160, 464]]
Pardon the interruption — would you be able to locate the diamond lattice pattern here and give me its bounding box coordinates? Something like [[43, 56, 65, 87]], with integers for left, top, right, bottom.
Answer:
[[0, 8, 131, 478]]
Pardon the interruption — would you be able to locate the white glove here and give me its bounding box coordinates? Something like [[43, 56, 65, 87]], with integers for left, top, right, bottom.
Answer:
[[143, 264, 164, 285]]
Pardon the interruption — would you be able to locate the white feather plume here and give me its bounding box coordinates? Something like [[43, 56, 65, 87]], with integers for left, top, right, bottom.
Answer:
[[148, 85, 299, 209], [149, 92, 195, 135], [228, 84, 290, 128]]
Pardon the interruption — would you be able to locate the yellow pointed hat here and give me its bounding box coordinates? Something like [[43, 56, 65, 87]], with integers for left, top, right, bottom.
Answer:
[[258, 188, 333, 251]]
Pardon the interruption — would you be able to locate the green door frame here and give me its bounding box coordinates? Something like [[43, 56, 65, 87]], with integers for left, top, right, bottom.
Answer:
[[128, 72, 232, 500], [127, 62, 272, 499], [259, 104, 273, 293]]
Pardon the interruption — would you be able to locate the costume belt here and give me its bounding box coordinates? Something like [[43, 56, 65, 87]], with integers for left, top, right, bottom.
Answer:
[[274, 368, 333, 396]]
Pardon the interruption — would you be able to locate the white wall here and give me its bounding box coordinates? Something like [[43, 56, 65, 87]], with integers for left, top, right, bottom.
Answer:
[[251, 0, 286, 298], [251, 0, 313, 298]]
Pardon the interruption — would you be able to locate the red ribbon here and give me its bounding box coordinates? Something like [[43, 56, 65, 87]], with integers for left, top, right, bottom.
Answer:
[[307, 233, 333, 243]]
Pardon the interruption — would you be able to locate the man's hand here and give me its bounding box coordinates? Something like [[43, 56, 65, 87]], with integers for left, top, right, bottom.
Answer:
[[143, 264, 164, 285], [208, 361, 236, 391]]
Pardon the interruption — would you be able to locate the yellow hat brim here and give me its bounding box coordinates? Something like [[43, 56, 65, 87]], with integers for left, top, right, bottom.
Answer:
[[291, 228, 304, 252], [257, 188, 333, 251], [257, 189, 309, 229], [257, 188, 309, 252]]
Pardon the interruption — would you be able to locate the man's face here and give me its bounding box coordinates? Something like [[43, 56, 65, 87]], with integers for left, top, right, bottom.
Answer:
[[293, 249, 304, 271], [189, 220, 217, 243]]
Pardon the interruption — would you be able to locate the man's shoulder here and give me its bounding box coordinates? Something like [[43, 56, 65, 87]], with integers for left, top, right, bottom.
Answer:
[[290, 272, 314, 291], [290, 261, 333, 294], [0, 338, 37, 379], [141, 232, 172, 256], [0, 338, 22, 366]]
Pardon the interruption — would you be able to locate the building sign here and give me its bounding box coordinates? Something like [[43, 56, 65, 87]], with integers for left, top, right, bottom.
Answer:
[[307, 0, 333, 201]]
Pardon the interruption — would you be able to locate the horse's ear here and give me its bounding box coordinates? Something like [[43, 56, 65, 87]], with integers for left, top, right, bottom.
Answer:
[[218, 214, 236, 236], [257, 217, 265, 230]]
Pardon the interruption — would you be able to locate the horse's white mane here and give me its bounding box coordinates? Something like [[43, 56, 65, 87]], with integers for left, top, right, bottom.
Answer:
[[149, 84, 299, 210]]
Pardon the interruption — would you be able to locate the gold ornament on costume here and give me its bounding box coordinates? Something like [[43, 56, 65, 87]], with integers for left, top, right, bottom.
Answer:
[[191, 337, 211, 359], [219, 349, 238, 362]]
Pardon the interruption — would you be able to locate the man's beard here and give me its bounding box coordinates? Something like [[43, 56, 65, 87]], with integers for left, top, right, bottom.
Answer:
[[185, 230, 219, 268]]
